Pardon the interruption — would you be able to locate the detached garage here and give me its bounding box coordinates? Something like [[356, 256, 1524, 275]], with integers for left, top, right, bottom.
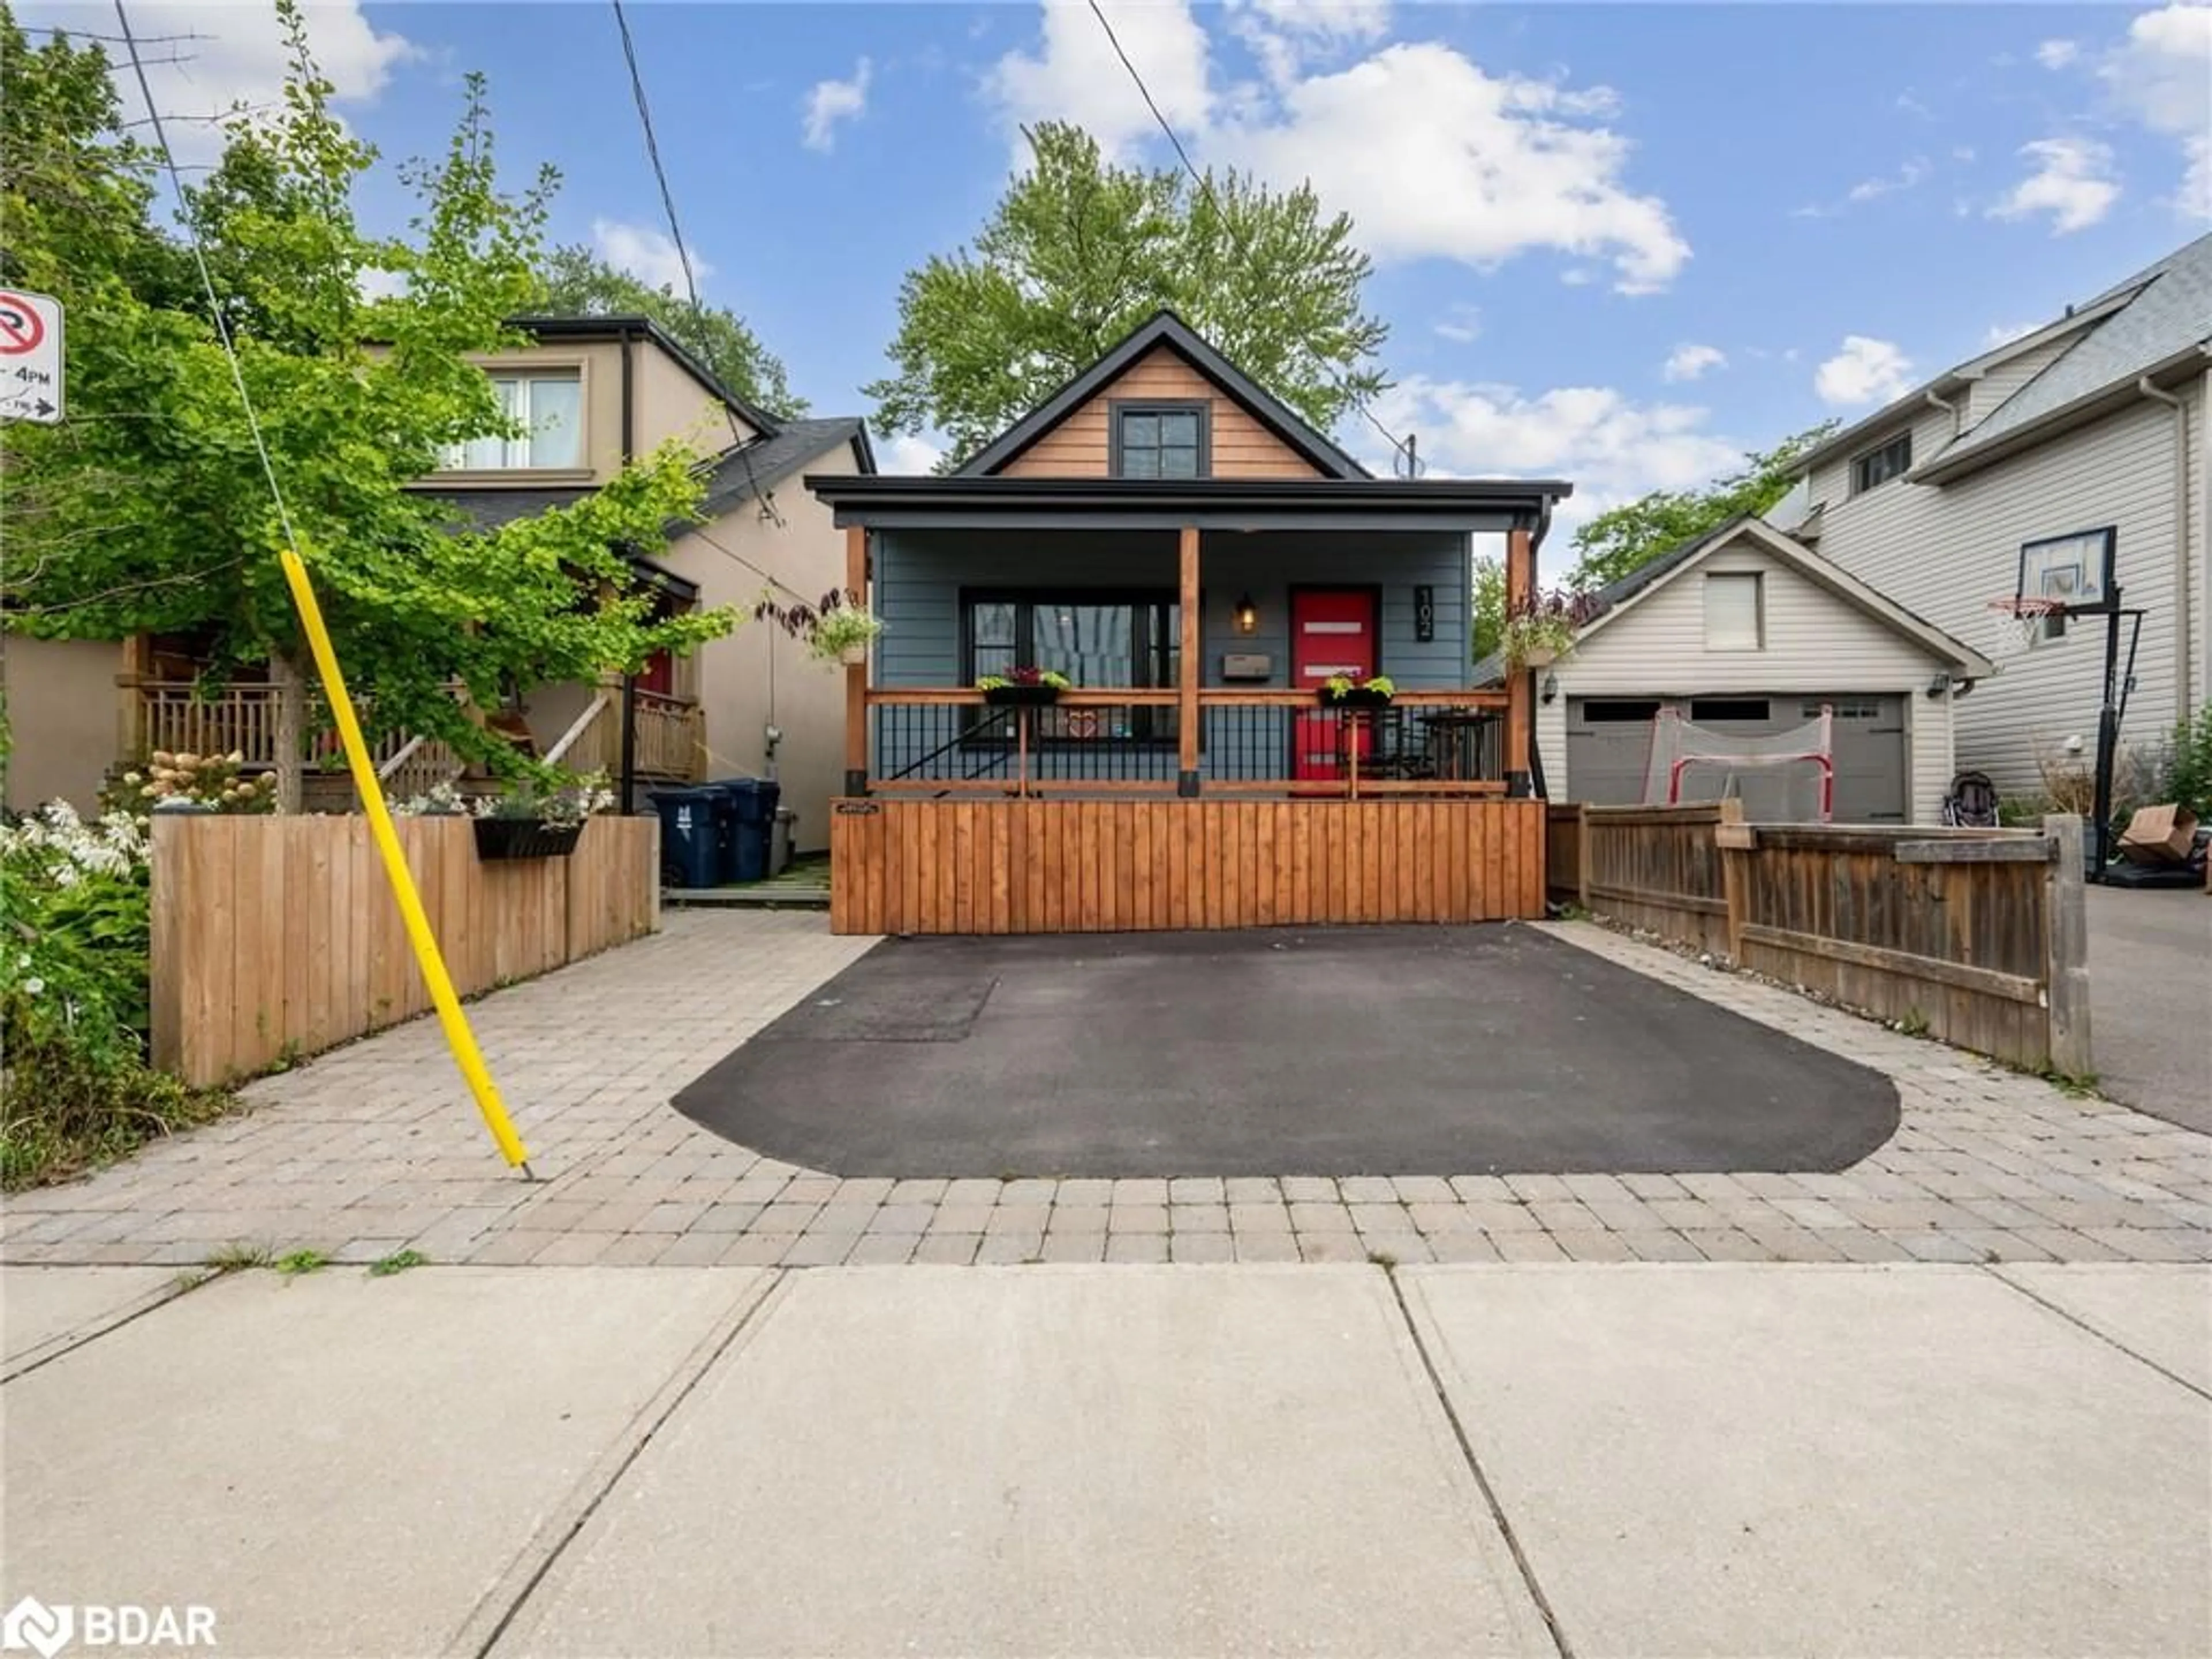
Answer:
[[1501, 518, 1993, 824]]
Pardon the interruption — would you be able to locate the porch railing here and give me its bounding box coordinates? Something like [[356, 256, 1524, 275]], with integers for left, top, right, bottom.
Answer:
[[867, 688, 1509, 798]]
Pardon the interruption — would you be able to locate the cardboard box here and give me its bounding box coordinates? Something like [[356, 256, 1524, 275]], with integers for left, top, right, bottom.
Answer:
[[2117, 803, 2199, 866]]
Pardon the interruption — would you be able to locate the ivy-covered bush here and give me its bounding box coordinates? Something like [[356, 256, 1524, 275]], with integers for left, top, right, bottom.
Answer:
[[0, 803, 225, 1187], [2159, 703, 2212, 820]]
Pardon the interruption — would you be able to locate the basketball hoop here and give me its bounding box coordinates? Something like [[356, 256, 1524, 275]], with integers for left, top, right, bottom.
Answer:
[[1987, 596, 2063, 662]]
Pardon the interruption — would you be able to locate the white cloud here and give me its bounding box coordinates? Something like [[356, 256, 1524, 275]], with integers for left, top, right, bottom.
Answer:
[[355, 267, 408, 302], [2035, 39, 2081, 69], [1815, 336, 1915, 407], [881, 432, 948, 474], [987, 0, 1212, 160], [1366, 374, 1741, 565], [1228, 0, 1390, 83], [592, 218, 709, 293], [2101, 3, 2212, 219], [802, 58, 873, 152], [1209, 44, 1688, 293], [987, 5, 1689, 294], [1983, 320, 2039, 348], [29, 0, 416, 162], [1988, 136, 2120, 233], [1432, 304, 1482, 344], [1662, 343, 1726, 382], [1846, 156, 1930, 203]]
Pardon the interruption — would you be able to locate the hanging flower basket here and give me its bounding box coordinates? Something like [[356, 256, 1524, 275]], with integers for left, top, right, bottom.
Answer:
[[1517, 644, 1558, 669], [473, 819, 585, 861]]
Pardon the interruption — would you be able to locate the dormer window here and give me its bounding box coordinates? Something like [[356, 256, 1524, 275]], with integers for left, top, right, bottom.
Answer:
[[1111, 401, 1208, 479], [1850, 431, 1911, 494], [442, 370, 583, 471]]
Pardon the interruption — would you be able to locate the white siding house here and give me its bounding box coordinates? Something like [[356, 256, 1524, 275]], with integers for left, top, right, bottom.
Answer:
[[1789, 233, 2211, 800], [1513, 520, 1990, 823]]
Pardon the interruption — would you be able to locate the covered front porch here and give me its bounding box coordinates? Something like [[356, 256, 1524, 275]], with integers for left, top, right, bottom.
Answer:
[[807, 474, 1567, 935]]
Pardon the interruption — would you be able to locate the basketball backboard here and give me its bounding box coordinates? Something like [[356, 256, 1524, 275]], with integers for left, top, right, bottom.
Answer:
[[2017, 527, 2116, 615]]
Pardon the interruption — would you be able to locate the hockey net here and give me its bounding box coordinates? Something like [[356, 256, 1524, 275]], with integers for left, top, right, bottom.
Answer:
[[1642, 704, 1835, 823]]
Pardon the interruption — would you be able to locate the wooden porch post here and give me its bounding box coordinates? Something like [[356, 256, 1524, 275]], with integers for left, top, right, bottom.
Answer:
[[1177, 525, 1200, 796], [1505, 524, 1535, 796], [116, 632, 151, 759], [844, 524, 869, 796]]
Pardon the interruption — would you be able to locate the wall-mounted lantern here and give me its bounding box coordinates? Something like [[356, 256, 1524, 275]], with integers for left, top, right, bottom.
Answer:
[[1540, 671, 1559, 706], [1233, 592, 1259, 635]]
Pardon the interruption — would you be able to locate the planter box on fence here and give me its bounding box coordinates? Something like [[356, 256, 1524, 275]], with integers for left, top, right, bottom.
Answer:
[[150, 813, 658, 1086], [981, 685, 1064, 707], [473, 819, 585, 861], [1317, 688, 1393, 709]]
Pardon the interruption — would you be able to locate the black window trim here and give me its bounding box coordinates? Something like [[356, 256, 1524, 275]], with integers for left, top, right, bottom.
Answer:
[[959, 585, 1184, 747], [1850, 430, 1912, 495], [1108, 397, 1212, 480]]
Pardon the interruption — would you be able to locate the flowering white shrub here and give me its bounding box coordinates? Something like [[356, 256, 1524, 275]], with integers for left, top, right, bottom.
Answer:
[[0, 801, 150, 888]]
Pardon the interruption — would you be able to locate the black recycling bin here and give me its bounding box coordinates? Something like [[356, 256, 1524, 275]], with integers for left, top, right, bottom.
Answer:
[[650, 786, 729, 888], [712, 778, 781, 882]]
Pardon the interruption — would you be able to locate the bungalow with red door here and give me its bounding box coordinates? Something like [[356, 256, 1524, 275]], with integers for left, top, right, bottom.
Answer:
[[806, 310, 1571, 935]]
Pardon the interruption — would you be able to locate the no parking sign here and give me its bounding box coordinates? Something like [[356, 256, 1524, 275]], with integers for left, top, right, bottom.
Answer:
[[0, 289, 63, 424]]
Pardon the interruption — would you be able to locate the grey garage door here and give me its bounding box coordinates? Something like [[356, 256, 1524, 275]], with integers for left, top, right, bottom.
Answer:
[[1566, 695, 1907, 823]]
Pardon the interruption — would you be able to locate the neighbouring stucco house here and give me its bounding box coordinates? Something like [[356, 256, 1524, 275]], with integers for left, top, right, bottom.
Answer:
[[428, 315, 874, 851], [3, 315, 874, 854], [1479, 517, 1994, 824], [1780, 231, 2210, 801], [802, 309, 1574, 936]]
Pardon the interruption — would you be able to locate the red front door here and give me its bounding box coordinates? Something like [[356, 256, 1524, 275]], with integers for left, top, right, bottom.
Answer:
[[1291, 588, 1378, 781], [637, 649, 674, 697]]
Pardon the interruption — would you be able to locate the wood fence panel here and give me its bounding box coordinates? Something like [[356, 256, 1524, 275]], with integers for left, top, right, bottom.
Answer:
[[151, 813, 657, 1085], [1577, 804, 2082, 1071], [828, 798, 1546, 938]]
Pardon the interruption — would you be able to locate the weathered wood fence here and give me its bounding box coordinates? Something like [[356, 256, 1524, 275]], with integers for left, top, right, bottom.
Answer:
[[151, 815, 658, 1085], [830, 798, 1547, 935], [1549, 801, 2090, 1074]]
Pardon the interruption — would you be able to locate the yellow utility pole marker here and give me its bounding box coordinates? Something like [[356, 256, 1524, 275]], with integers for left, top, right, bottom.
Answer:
[[278, 548, 533, 1174]]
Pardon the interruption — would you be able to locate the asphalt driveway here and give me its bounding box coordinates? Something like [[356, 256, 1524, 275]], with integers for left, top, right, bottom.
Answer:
[[2088, 886, 2211, 1135], [675, 926, 1898, 1177]]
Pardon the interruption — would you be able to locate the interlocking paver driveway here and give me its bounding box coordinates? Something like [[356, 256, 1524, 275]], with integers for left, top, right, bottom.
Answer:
[[3, 912, 2205, 1267]]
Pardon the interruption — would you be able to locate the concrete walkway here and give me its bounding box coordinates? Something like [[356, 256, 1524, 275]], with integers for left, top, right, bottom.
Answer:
[[3, 1262, 2206, 1657], [2086, 885, 2211, 1135], [3, 912, 2206, 1273]]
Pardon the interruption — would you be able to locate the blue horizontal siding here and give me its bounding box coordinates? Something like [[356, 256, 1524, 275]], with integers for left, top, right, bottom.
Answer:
[[872, 527, 1472, 779]]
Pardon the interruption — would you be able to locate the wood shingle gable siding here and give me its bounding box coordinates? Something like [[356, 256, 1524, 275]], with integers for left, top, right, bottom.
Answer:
[[995, 347, 1324, 480]]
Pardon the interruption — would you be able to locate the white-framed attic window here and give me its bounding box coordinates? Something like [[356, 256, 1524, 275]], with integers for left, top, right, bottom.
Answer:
[[1703, 571, 1764, 651], [440, 370, 584, 471]]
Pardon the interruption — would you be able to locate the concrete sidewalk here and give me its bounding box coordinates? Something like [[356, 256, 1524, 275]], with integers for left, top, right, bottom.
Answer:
[[4, 1261, 2206, 1658]]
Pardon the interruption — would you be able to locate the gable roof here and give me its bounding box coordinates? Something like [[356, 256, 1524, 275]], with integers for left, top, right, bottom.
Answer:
[[953, 309, 1370, 480], [694, 417, 875, 517], [1791, 232, 2212, 485], [1912, 231, 2212, 480], [1472, 517, 1992, 684]]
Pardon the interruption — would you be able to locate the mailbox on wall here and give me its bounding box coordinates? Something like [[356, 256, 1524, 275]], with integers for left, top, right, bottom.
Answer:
[[1221, 653, 1273, 681]]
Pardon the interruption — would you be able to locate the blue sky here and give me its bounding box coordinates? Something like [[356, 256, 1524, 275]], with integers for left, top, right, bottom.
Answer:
[[43, 2, 2212, 553]]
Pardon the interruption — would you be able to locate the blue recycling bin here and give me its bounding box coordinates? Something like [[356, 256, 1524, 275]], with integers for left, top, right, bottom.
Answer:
[[649, 786, 728, 888], [711, 778, 781, 882]]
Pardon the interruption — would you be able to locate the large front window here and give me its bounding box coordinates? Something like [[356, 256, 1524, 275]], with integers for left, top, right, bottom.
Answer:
[[965, 589, 1180, 740], [442, 371, 583, 471]]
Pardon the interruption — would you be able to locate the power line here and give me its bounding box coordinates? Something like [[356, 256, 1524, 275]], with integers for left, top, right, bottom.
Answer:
[[607, 0, 785, 526], [1081, 0, 1420, 476]]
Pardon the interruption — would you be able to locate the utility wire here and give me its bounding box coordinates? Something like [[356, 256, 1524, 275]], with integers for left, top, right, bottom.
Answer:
[[114, 1, 306, 555], [1082, 0, 1420, 476], [608, 0, 785, 527]]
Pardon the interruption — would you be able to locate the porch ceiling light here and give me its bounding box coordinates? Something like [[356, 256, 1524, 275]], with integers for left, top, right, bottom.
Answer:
[[1234, 592, 1259, 635]]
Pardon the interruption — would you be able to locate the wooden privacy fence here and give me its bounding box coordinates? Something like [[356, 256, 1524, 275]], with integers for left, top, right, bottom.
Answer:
[[830, 798, 1547, 935], [151, 814, 658, 1085], [1551, 801, 2090, 1074]]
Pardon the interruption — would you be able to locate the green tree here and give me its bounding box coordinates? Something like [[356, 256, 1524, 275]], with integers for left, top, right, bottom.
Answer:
[[2, 3, 726, 809], [536, 242, 802, 417], [1471, 556, 1506, 665], [869, 122, 1388, 467], [1565, 422, 1840, 592]]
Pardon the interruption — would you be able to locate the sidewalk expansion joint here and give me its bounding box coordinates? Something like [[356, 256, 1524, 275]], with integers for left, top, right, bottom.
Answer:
[[1385, 1268, 1577, 1659], [1984, 1267, 2211, 1404]]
